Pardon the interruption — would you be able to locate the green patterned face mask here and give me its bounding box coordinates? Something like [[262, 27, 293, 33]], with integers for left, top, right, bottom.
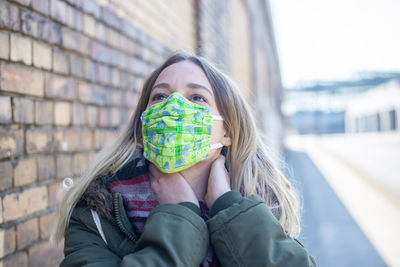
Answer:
[[141, 92, 223, 173]]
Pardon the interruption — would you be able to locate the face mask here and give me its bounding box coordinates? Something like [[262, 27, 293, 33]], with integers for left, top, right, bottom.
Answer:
[[141, 92, 223, 173]]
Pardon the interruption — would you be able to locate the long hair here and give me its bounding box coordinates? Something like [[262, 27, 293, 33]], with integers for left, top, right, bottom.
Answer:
[[53, 50, 301, 241]]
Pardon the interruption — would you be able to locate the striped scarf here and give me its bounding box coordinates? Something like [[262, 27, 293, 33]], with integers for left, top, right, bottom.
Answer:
[[108, 163, 220, 266]]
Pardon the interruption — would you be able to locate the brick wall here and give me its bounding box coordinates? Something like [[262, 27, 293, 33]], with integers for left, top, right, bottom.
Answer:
[[0, 0, 282, 265], [229, 0, 252, 99]]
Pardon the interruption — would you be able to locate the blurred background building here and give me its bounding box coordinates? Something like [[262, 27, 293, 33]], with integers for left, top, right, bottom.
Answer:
[[272, 0, 400, 265], [0, 0, 283, 265], [283, 72, 400, 135]]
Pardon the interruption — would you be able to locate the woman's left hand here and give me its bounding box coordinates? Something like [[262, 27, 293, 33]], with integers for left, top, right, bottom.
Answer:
[[204, 155, 231, 208]]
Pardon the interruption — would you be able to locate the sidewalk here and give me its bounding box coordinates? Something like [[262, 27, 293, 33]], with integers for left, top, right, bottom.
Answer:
[[285, 133, 400, 267]]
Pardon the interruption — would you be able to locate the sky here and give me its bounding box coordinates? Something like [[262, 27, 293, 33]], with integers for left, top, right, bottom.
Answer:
[[269, 0, 400, 88]]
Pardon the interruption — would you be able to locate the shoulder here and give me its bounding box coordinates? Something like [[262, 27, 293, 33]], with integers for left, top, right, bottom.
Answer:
[[68, 205, 98, 231]]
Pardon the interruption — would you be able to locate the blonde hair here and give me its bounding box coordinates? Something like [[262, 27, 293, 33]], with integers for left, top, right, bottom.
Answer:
[[53, 51, 301, 242]]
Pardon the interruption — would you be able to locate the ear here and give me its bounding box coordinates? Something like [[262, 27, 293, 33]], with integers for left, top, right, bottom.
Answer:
[[221, 131, 232, 146]]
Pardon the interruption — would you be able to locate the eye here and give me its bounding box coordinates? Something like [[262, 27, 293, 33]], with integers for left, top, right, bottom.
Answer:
[[190, 94, 207, 103], [151, 93, 168, 102]]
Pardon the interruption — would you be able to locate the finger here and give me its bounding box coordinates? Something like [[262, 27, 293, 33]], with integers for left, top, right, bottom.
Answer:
[[216, 154, 226, 162], [149, 163, 162, 178]]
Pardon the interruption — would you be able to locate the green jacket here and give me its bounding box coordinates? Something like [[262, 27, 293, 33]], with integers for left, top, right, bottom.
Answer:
[[61, 190, 317, 266]]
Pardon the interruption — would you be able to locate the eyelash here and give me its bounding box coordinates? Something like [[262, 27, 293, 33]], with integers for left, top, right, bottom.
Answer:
[[151, 93, 208, 103]]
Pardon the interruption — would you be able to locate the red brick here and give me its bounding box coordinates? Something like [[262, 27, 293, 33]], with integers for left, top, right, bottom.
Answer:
[[2, 186, 48, 221], [124, 90, 139, 108], [0, 226, 16, 258], [52, 48, 69, 74], [62, 129, 79, 151], [113, 50, 124, 69], [37, 155, 55, 181], [79, 129, 93, 150], [62, 27, 80, 52], [107, 88, 123, 106], [0, 251, 28, 267], [45, 73, 77, 100], [32, 0, 50, 15], [83, 14, 96, 37], [33, 41, 52, 70], [111, 107, 121, 126], [110, 68, 120, 87], [106, 28, 120, 49], [72, 103, 86, 125], [0, 129, 24, 159], [82, 0, 101, 18], [96, 63, 110, 85], [66, 5, 82, 31], [52, 130, 64, 152], [78, 82, 106, 104], [14, 0, 31, 6], [17, 218, 39, 249], [122, 109, 131, 125], [98, 107, 111, 127], [10, 33, 32, 65], [73, 153, 90, 175], [95, 129, 116, 149], [0, 161, 12, 191], [35, 100, 53, 125], [84, 57, 96, 81], [119, 71, 128, 89], [56, 154, 73, 179], [96, 22, 106, 42], [118, 51, 130, 71], [102, 8, 122, 32], [78, 34, 90, 56], [54, 101, 72, 126], [86, 105, 98, 127], [0, 96, 12, 123], [26, 128, 53, 154], [21, 9, 61, 45], [13, 97, 35, 124], [14, 158, 37, 187], [119, 35, 131, 54], [90, 41, 110, 64], [29, 241, 63, 267], [50, 0, 66, 24], [0, 64, 44, 96], [39, 212, 56, 239], [0, 1, 20, 31], [47, 181, 60, 207], [0, 30, 9, 59], [70, 53, 84, 78], [53, 129, 79, 152]]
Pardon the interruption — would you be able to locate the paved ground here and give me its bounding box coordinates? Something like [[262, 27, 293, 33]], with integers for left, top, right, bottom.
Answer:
[[283, 148, 387, 267]]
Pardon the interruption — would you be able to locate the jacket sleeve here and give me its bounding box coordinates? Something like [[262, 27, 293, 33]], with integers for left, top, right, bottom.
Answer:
[[121, 203, 209, 266], [60, 207, 122, 267], [207, 191, 317, 267], [61, 204, 209, 267]]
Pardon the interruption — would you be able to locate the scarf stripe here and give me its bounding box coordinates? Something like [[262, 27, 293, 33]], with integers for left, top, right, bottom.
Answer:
[[108, 171, 220, 266]]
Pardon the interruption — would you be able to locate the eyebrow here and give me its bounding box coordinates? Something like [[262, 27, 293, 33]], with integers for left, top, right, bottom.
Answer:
[[152, 82, 213, 96]]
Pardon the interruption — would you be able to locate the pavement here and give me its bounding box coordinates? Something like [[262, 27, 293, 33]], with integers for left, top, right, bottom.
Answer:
[[284, 133, 400, 267]]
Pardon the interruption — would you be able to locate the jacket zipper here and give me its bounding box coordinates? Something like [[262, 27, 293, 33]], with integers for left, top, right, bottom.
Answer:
[[113, 194, 138, 243]]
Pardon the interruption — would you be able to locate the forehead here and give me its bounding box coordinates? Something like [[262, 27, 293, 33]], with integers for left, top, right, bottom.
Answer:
[[154, 61, 212, 89]]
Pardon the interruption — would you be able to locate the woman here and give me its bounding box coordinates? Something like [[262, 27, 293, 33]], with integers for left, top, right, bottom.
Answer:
[[55, 51, 317, 266]]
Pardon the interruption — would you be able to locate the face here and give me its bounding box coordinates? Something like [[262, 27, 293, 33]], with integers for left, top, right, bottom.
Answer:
[[145, 61, 231, 162]]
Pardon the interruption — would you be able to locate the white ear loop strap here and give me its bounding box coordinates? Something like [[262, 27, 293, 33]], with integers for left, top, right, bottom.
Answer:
[[212, 115, 223, 120], [210, 115, 223, 149], [210, 143, 223, 149]]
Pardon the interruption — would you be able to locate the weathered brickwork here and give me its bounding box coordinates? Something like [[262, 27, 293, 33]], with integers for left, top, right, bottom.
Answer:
[[0, 0, 282, 265]]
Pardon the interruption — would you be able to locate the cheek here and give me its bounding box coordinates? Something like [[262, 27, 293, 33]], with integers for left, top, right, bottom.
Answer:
[[210, 121, 225, 143]]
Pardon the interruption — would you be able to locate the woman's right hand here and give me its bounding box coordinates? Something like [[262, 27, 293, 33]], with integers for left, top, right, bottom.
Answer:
[[149, 163, 199, 207]]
